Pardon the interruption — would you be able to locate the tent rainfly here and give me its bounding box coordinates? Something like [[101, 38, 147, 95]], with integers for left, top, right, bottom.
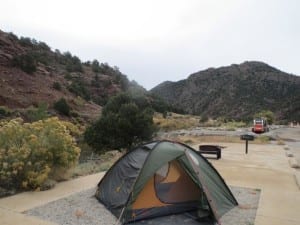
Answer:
[[95, 140, 238, 225]]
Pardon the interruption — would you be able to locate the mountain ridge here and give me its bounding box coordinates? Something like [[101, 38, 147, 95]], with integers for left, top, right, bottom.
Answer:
[[1, 29, 299, 123], [151, 61, 300, 122]]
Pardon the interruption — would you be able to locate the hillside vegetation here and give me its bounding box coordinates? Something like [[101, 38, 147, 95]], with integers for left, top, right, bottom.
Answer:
[[151, 61, 300, 123], [0, 29, 145, 123]]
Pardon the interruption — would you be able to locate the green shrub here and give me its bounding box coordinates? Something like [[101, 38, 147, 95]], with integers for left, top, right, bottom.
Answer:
[[64, 53, 83, 72], [54, 98, 70, 116], [68, 79, 90, 101], [0, 106, 12, 118], [53, 82, 62, 91], [19, 37, 33, 47], [254, 110, 275, 124], [12, 53, 37, 74], [25, 103, 49, 122], [8, 32, 18, 41], [91, 74, 100, 87], [91, 59, 100, 72], [64, 73, 72, 80], [0, 118, 80, 190], [37, 41, 50, 51], [84, 93, 156, 152]]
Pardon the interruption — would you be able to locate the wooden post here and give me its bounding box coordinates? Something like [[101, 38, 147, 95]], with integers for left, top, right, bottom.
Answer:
[[240, 134, 254, 155]]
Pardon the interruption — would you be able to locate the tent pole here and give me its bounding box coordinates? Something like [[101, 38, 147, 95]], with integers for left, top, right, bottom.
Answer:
[[114, 206, 126, 225]]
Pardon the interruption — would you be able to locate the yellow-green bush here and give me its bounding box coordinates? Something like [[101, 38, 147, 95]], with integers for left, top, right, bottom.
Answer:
[[0, 117, 80, 190]]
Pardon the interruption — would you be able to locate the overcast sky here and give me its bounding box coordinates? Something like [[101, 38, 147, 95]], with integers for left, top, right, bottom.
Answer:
[[1, 0, 299, 89]]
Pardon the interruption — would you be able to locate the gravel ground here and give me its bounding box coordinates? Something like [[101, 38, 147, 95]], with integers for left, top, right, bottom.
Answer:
[[26, 186, 260, 225], [221, 187, 260, 225]]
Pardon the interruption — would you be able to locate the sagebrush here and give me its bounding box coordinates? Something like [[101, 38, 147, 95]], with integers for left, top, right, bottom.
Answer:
[[0, 117, 80, 190]]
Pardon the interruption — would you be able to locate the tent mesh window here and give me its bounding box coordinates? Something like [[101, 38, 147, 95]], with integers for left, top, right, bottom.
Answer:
[[154, 160, 201, 204]]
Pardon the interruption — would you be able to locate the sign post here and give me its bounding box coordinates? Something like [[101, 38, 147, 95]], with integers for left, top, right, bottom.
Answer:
[[240, 134, 255, 154]]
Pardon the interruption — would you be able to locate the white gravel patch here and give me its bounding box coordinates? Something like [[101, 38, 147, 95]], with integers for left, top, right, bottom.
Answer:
[[26, 186, 260, 225], [221, 187, 260, 225], [26, 188, 117, 225]]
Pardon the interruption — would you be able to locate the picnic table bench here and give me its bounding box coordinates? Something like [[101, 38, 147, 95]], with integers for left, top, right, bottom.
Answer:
[[198, 145, 222, 159]]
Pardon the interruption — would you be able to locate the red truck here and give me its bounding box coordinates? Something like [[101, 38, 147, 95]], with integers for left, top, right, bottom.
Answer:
[[252, 118, 269, 133]]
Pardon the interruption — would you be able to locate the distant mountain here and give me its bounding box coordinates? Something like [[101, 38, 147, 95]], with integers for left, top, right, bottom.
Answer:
[[0, 29, 143, 122], [151, 61, 300, 122]]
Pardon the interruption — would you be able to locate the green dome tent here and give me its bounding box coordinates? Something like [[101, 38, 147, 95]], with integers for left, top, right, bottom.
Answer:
[[95, 140, 238, 225]]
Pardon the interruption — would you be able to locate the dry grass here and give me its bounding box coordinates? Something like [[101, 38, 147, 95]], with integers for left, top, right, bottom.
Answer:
[[71, 161, 113, 178], [255, 135, 271, 144], [201, 120, 247, 129], [154, 113, 200, 131], [277, 139, 285, 145], [171, 135, 243, 145], [164, 135, 270, 145], [154, 112, 248, 132], [71, 150, 123, 178]]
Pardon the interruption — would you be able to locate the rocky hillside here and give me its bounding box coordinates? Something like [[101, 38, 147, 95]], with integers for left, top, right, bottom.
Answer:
[[151, 61, 300, 122], [0, 29, 142, 122]]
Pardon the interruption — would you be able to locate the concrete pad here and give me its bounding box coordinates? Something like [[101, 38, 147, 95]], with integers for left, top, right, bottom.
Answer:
[[198, 143, 294, 173], [256, 189, 300, 222], [202, 142, 300, 225], [0, 172, 105, 213], [217, 166, 297, 189], [255, 215, 300, 225], [289, 158, 300, 168], [0, 208, 57, 225]]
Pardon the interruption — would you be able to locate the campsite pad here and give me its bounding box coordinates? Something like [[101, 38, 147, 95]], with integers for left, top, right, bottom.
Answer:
[[26, 186, 260, 225]]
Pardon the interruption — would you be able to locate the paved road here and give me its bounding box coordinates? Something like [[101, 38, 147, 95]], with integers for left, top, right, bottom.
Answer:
[[273, 127, 300, 165], [159, 126, 300, 141], [273, 127, 300, 142]]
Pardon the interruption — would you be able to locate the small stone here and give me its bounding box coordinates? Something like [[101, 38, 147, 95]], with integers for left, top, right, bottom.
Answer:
[[285, 150, 294, 157], [289, 158, 300, 168], [40, 179, 57, 191]]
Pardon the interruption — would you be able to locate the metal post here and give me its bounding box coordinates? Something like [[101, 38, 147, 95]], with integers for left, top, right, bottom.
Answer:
[[245, 140, 248, 154]]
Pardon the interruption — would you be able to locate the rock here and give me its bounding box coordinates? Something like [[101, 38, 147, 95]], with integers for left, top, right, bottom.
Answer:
[[289, 158, 300, 168], [40, 179, 57, 191], [285, 150, 294, 157]]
